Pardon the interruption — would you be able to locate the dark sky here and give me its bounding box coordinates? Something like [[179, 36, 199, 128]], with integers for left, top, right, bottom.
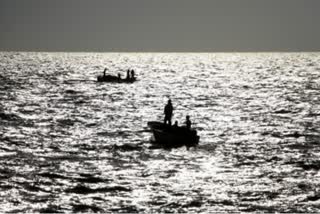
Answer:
[[1, 0, 319, 52]]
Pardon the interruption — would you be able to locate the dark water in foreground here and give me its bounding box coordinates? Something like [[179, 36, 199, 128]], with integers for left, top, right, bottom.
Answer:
[[0, 52, 320, 212]]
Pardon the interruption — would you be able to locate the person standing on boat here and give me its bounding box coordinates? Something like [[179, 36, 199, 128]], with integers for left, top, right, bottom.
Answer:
[[164, 99, 173, 126], [103, 68, 107, 77], [126, 69, 130, 79], [185, 115, 191, 129], [131, 69, 135, 79]]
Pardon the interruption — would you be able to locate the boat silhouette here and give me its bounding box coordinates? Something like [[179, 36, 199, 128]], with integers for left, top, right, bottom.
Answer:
[[97, 75, 136, 83], [147, 121, 200, 149]]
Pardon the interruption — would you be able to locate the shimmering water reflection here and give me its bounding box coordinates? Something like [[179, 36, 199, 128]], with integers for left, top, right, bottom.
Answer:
[[0, 52, 320, 212]]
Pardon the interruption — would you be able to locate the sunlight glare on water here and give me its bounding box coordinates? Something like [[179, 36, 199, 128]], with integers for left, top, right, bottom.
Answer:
[[0, 52, 320, 212]]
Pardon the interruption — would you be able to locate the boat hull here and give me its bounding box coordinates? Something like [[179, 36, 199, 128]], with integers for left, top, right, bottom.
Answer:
[[97, 75, 136, 83], [148, 121, 200, 149]]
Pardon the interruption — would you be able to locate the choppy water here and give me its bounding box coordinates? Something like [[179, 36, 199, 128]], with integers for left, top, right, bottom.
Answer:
[[0, 52, 320, 212]]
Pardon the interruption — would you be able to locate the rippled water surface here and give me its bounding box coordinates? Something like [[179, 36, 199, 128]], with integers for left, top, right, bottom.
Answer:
[[1, 52, 320, 212]]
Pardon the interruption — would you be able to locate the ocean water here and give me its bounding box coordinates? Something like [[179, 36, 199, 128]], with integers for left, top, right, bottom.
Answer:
[[0, 52, 320, 212]]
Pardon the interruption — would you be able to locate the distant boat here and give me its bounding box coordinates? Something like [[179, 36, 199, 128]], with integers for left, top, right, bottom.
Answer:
[[97, 75, 136, 83], [147, 121, 200, 149]]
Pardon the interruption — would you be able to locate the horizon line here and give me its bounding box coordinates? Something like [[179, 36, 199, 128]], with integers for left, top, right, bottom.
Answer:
[[1, 50, 320, 54]]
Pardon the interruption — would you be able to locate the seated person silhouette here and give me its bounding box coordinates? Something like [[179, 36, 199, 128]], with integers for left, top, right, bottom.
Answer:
[[173, 120, 178, 128]]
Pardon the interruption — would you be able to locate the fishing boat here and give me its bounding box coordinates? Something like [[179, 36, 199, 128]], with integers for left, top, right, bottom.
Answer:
[[97, 75, 136, 83], [147, 121, 200, 149]]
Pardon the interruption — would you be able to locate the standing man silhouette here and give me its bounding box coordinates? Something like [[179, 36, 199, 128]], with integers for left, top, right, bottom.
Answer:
[[185, 115, 191, 129], [130, 69, 135, 79], [126, 69, 130, 79], [164, 99, 173, 126]]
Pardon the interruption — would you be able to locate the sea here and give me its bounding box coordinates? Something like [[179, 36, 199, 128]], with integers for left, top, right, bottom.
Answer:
[[0, 52, 320, 212]]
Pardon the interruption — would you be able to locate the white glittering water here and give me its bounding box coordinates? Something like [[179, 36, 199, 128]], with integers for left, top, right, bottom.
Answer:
[[0, 52, 320, 212]]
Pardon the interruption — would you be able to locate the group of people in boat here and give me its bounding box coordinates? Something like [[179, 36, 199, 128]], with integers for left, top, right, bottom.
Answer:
[[163, 99, 192, 129], [125, 69, 135, 80], [102, 68, 135, 81]]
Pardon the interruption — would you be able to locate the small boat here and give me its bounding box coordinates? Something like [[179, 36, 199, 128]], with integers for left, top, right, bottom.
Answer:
[[147, 121, 200, 149], [97, 75, 136, 83]]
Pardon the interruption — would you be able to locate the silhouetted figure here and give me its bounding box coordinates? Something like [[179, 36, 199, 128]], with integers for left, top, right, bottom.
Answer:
[[126, 70, 130, 80], [173, 120, 178, 128], [131, 69, 135, 79], [185, 115, 191, 129], [118, 73, 121, 81], [164, 99, 173, 126], [103, 68, 107, 77]]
